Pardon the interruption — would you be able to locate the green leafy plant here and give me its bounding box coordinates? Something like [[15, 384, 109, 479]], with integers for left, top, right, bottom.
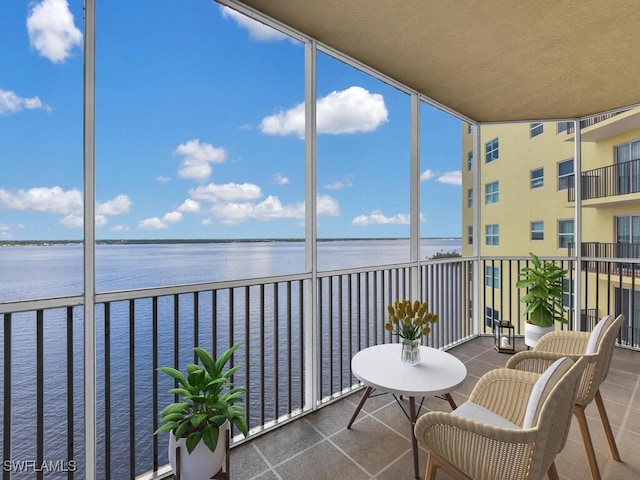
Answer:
[[516, 252, 568, 327], [384, 299, 438, 340], [154, 343, 248, 454]]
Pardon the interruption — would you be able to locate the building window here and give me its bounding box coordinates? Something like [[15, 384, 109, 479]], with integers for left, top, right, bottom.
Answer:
[[614, 140, 640, 194], [467, 188, 473, 208], [486, 224, 499, 246], [467, 151, 473, 171], [530, 122, 543, 138], [531, 221, 544, 241], [558, 159, 574, 191], [558, 219, 574, 249], [485, 138, 499, 163], [563, 278, 573, 309], [485, 267, 500, 289], [468, 123, 473, 134], [485, 306, 500, 328], [557, 121, 572, 134], [531, 167, 544, 189], [485, 181, 499, 204], [468, 226, 473, 245]]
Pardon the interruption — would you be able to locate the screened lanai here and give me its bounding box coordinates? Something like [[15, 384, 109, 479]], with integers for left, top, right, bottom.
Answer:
[[3, 1, 640, 479]]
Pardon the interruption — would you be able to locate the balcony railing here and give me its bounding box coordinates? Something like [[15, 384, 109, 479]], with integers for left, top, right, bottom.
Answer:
[[571, 242, 640, 259], [565, 111, 624, 134], [567, 158, 640, 201], [0, 258, 474, 479], [1, 256, 637, 479]]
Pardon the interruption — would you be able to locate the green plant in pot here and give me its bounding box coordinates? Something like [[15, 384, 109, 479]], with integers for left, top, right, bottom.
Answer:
[[516, 252, 568, 347], [155, 343, 248, 479]]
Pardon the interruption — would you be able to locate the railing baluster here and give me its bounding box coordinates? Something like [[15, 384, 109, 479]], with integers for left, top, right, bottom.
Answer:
[[36, 310, 44, 480], [151, 297, 158, 474], [129, 299, 135, 478], [66, 307, 75, 480], [104, 302, 111, 479], [3, 313, 10, 480], [273, 285, 278, 417], [259, 285, 265, 427]]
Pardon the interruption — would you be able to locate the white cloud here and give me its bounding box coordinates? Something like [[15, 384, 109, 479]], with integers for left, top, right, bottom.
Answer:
[[59, 213, 107, 229], [26, 0, 82, 63], [177, 199, 200, 213], [0, 89, 51, 115], [138, 211, 183, 230], [155, 176, 171, 183], [420, 169, 435, 181], [190, 182, 262, 202], [138, 217, 167, 230], [209, 194, 339, 225], [175, 139, 227, 182], [110, 224, 130, 232], [352, 210, 411, 226], [260, 86, 388, 139], [438, 171, 462, 186], [317, 195, 340, 216], [220, 6, 288, 42], [0, 187, 130, 228], [97, 194, 131, 215], [273, 173, 289, 185], [202, 218, 213, 226], [324, 176, 354, 190], [0, 186, 82, 214]]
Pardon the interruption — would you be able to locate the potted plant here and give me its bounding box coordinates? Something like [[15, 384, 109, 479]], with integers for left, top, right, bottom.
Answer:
[[384, 299, 438, 365], [154, 343, 248, 480], [516, 253, 568, 347]]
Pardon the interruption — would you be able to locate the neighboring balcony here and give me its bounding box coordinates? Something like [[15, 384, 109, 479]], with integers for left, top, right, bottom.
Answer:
[[567, 160, 640, 205]]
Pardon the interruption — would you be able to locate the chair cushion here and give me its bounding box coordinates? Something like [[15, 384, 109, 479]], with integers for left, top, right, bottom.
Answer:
[[522, 357, 573, 429], [453, 401, 520, 429], [585, 314, 614, 354]]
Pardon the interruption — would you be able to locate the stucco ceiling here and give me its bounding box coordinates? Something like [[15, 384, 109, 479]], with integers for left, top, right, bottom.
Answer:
[[235, 0, 640, 123]]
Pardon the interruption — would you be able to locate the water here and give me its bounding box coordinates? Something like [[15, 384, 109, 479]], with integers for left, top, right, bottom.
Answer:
[[0, 238, 461, 478]]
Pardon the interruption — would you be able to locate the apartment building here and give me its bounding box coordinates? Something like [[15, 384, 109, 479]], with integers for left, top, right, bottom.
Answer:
[[462, 109, 640, 343]]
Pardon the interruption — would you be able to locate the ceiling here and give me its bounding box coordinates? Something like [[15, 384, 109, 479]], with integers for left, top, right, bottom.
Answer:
[[236, 0, 640, 123]]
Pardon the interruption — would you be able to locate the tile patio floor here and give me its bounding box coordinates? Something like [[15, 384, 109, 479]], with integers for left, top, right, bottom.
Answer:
[[223, 336, 640, 480]]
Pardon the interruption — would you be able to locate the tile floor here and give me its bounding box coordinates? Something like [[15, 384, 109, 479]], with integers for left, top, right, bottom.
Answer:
[[222, 336, 640, 480]]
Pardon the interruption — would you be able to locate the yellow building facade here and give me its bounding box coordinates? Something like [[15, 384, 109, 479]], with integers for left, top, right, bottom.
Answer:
[[462, 110, 640, 343]]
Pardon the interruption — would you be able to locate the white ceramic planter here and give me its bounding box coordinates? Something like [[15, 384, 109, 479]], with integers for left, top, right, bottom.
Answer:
[[524, 323, 554, 348], [168, 420, 229, 480]]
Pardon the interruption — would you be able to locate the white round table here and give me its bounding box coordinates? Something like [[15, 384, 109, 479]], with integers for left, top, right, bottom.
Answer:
[[347, 343, 467, 479]]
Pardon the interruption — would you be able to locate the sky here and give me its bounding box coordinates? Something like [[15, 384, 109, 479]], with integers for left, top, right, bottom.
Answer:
[[0, 0, 463, 241]]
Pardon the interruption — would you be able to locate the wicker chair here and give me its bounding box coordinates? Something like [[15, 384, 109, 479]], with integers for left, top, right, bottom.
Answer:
[[415, 356, 587, 480], [505, 314, 624, 480]]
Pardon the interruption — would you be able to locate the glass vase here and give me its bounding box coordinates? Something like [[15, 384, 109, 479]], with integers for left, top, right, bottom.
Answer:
[[401, 338, 421, 365]]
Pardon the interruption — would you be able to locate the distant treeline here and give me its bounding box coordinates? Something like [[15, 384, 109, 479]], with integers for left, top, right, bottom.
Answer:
[[0, 237, 461, 247]]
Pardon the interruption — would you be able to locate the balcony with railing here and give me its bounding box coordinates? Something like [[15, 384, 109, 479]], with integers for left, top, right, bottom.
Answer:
[[1, 256, 638, 479], [567, 159, 640, 203]]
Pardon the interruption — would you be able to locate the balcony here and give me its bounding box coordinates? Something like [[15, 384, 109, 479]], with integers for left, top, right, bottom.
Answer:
[[224, 336, 640, 480], [567, 159, 640, 205], [1, 256, 638, 479]]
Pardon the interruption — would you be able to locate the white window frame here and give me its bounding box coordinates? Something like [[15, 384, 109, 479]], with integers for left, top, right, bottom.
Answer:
[[486, 224, 499, 246], [485, 138, 499, 163], [530, 122, 543, 138], [530, 167, 544, 189], [558, 219, 574, 249], [531, 221, 544, 241], [558, 159, 574, 191], [485, 181, 499, 204]]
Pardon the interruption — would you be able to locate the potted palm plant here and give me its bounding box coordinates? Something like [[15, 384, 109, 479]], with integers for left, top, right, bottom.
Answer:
[[154, 343, 248, 480], [516, 252, 568, 347]]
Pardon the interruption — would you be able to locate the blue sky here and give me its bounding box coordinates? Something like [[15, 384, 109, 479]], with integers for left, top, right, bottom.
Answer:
[[0, 0, 462, 241]]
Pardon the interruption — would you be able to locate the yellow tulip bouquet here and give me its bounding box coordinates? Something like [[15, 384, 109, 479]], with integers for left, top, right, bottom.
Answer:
[[384, 299, 438, 340]]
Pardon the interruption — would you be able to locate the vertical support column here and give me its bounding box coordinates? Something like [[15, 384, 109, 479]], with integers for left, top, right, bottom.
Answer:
[[573, 121, 583, 330], [410, 94, 421, 299], [304, 39, 318, 411], [472, 123, 481, 335], [83, 1, 97, 479]]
